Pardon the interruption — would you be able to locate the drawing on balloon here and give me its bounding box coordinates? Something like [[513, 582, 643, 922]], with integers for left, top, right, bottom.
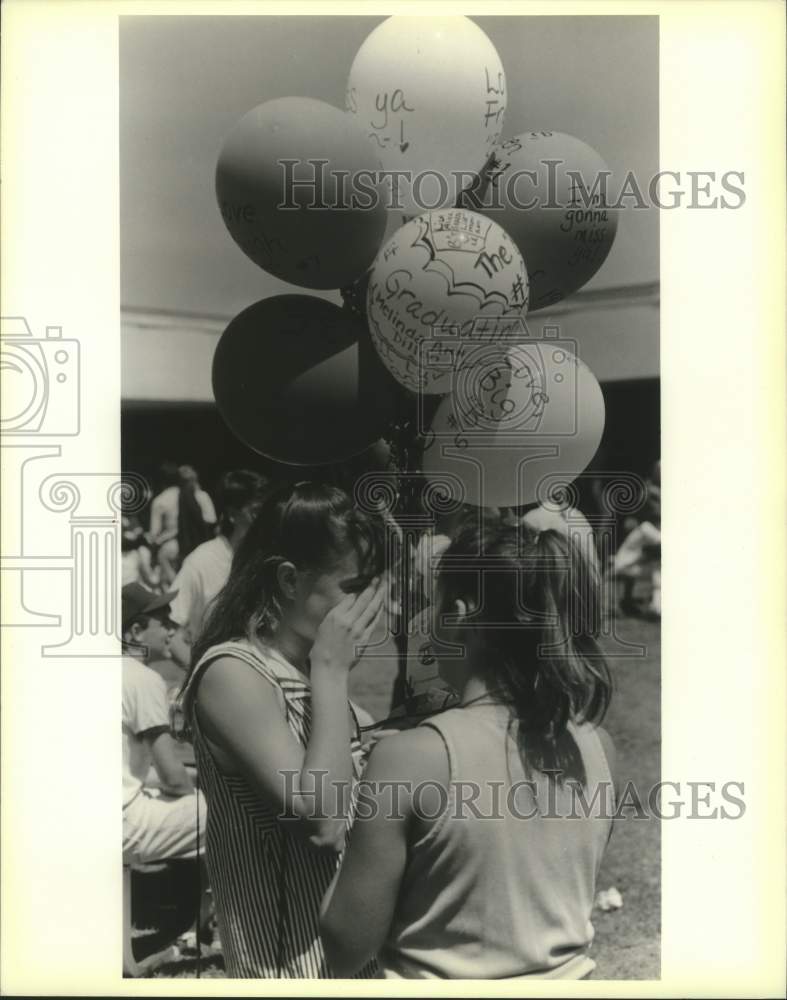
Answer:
[[365, 209, 531, 395], [419, 323, 606, 509], [413, 211, 529, 311]]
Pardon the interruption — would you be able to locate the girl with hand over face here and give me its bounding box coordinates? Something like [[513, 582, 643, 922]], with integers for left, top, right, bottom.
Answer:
[[179, 482, 387, 978]]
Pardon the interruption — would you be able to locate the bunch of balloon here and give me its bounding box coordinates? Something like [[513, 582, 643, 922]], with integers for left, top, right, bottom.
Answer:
[[213, 95, 401, 468], [336, 17, 617, 506], [352, 203, 607, 515], [337, 17, 615, 708], [210, 15, 620, 711]]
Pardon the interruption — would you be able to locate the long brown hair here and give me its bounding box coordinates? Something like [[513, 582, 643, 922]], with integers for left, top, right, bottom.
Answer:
[[436, 519, 611, 784], [176, 465, 212, 559], [178, 481, 385, 730]]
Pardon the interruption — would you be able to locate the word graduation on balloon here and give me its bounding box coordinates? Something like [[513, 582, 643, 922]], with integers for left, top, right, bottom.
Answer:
[[366, 209, 530, 396]]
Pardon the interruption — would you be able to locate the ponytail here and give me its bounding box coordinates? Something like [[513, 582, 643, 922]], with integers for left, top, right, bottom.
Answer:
[[176, 465, 212, 560], [437, 519, 611, 785]]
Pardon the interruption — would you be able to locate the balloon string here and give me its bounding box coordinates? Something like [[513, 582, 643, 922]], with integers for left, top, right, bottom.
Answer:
[[391, 385, 413, 711]]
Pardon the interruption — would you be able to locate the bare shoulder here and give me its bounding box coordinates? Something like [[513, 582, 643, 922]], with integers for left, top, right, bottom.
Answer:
[[364, 724, 448, 787], [196, 654, 280, 717], [193, 654, 285, 766]]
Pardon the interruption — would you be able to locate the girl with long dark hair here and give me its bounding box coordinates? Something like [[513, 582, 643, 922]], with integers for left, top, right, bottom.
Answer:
[[178, 482, 387, 978], [321, 518, 615, 979]]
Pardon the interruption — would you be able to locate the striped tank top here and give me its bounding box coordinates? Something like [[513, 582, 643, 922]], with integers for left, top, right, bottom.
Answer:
[[382, 704, 614, 979], [182, 637, 376, 979]]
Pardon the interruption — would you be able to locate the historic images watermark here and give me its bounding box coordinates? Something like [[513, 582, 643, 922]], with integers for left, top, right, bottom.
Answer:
[[278, 772, 747, 823], [257, 158, 746, 214]]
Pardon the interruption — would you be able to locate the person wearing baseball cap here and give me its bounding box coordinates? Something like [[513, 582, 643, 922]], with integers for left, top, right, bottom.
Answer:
[[122, 581, 179, 636], [121, 582, 207, 867]]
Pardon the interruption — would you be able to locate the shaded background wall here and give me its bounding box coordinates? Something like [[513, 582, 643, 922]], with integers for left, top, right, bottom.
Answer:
[[122, 376, 659, 521]]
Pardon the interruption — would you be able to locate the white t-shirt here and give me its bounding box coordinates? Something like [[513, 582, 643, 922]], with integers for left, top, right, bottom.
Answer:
[[122, 657, 171, 808], [169, 535, 233, 642], [122, 549, 142, 586]]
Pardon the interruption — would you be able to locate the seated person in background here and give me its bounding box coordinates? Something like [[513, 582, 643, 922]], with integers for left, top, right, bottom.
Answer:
[[614, 459, 661, 618], [122, 582, 206, 865], [167, 470, 269, 669], [148, 462, 180, 584], [122, 514, 161, 590]]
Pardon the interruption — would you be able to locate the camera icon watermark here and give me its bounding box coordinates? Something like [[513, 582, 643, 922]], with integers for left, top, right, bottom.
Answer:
[[0, 317, 80, 436], [0, 314, 152, 656]]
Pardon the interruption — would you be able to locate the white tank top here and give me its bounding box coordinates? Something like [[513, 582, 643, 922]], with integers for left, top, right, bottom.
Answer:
[[382, 703, 613, 979]]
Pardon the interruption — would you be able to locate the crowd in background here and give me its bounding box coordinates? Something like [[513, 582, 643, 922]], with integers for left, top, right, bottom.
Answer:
[[122, 457, 662, 628], [122, 462, 661, 976]]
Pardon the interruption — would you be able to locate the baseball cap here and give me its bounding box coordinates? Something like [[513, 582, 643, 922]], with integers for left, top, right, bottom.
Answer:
[[122, 582, 178, 631]]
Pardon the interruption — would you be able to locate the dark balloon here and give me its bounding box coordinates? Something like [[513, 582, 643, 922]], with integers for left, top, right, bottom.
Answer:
[[212, 295, 398, 466], [472, 131, 618, 312]]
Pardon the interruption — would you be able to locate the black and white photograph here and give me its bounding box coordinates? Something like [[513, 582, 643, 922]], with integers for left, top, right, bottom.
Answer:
[[1, 2, 784, 996], [118, 13, 660, 980]]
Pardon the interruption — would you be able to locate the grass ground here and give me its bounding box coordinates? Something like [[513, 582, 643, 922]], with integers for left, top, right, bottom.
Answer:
[[146, 612, 660, 980]]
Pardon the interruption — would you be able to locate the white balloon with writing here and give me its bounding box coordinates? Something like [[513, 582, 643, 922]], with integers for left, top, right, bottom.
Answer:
[[346, 16, 506, 217], [367, 209, 530, 394], [421, 342, 605, 507]]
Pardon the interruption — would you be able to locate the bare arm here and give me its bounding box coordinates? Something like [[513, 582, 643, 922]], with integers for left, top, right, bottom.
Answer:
[[197, 581, 385, 853], [197, 491, 217, 527], [150, 494, 178, 544], [146, 729, 195, 797], [320, 727, 446, 975], [136, 545, 161, 589], [167, 629, 192, 671], [167, 565, 197, 670]]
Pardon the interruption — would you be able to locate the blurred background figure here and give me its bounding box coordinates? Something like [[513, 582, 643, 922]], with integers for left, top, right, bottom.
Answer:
[[176, 464, 217, 563], [149, 462, 217, 585], [168, 469, 269, 669], [613, 459, 661, 618], [122, 513, 161, 590], [413, 506, 473, 614]]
